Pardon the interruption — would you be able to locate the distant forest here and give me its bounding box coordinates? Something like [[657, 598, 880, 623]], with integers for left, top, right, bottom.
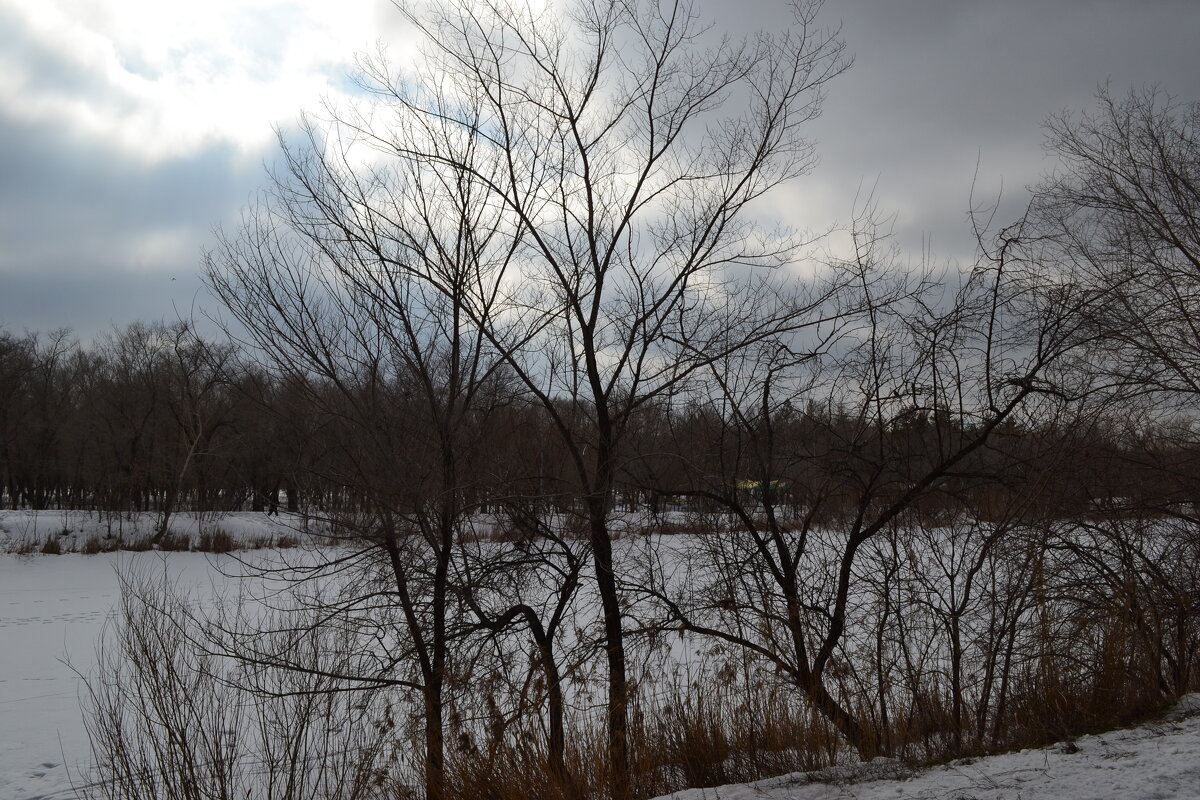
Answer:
[[2, 318, 1196, 522]]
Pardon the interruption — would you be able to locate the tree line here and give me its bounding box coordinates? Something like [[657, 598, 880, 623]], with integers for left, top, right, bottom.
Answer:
[[1, 316, 1187, 524]]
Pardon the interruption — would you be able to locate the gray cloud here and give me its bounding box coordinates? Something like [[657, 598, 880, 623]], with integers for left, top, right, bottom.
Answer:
[[0, 269, 209, 340], [3, 0, 1200, 337], [800, 0, 1200, 261], [0, 4, 122, 106], [0, 108, 263, 338]]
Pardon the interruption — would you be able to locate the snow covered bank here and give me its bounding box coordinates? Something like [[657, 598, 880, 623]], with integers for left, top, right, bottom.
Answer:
[[655, 696, 1200, 800], [0, 510, 322, 554]]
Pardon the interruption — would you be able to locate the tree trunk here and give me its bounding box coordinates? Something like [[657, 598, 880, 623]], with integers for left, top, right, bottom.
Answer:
[[803, 672, 873, 757], [536, 635, 567, 780], [588, 491, 629, 800], [423, 684, 445, 800]]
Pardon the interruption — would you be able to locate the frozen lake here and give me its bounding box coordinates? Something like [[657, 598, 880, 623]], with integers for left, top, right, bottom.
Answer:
[[3, 527, 1197, 800], [0, 552, 233, 800]]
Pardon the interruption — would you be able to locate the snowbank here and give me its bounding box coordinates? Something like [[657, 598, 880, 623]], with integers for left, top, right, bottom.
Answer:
[[0, 509, 324, 553], [656, 696, 1200, 800]]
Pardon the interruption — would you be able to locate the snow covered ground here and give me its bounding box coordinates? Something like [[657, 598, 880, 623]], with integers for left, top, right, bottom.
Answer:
[[0, 551, 235, 800], [655, 695, 1200, 800]]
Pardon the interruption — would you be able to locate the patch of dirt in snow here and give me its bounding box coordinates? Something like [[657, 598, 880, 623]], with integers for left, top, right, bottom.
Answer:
[[656, 694, 1200, 800]]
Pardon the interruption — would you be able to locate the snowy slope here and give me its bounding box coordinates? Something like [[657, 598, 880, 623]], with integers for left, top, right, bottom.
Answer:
[[656, 696, 1200, 800]]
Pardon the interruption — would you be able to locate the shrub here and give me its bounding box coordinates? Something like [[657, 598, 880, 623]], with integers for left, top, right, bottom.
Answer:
[[155, 534, 189, 552], [196, 530, 235, 553], [81, 569, 400, 800]]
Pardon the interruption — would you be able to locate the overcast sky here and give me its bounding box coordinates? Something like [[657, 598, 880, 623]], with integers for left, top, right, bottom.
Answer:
[[3, 0, 1200, 339]]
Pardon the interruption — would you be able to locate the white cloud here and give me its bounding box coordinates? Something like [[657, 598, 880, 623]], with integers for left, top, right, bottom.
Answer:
[[0, 0, 382, 161], [124, 226, 196, 272]]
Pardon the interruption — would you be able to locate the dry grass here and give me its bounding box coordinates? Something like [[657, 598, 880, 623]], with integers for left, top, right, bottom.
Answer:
[[82, 535, 119, 554], [196, 529, 235, 552], [438, 677, 842, 800]]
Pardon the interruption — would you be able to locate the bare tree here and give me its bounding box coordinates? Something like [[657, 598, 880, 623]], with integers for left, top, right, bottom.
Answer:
[[81, 566, 396, 800], [206, 81, 529, 796], [1021, 89, 1200, 702], [1031, 86, 1200, 405], [455, 507, 590, 782], [237, 2, 854, 793], [151, 322, 236, 540], [636, 209, 1092, 757]]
